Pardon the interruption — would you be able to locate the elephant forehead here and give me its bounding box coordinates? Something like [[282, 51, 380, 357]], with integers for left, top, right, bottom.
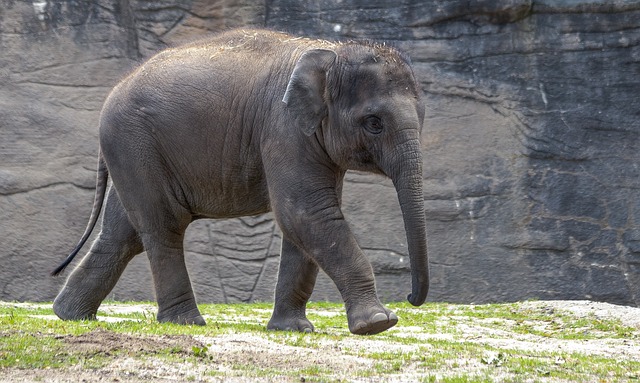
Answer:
[[329, 64, 418, 119], [332, 59, 417, 101]]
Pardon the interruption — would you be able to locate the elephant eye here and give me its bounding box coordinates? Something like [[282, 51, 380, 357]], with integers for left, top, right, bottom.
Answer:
[[362, 115, 383, 135]]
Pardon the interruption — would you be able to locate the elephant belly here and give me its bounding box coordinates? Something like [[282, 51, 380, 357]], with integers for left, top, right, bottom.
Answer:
[[185, 174, 271, 220]]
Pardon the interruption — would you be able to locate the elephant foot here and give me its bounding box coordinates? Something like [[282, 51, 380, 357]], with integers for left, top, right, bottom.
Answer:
[[267, 313, 314, 333], [158, 314, 206, 326], [347, 306, 398, 335], [157, 305, 206, 326], [53, 295, 98, 321]]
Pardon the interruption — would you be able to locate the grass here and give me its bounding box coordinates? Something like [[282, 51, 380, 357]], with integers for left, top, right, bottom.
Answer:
[[0, 300, 638, 382]]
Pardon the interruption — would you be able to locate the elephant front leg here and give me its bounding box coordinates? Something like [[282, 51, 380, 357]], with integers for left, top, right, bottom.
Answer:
[[274, 205, 398, 335], [321, 238, 399, 335], [267, 238, 318, 333]]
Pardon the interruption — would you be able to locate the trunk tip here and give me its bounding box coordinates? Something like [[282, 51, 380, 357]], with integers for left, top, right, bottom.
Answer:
[[407, 292, 427, 307]]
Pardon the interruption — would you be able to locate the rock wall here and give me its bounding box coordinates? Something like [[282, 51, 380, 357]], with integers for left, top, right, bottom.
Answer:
[[1, 0, 639, 306]]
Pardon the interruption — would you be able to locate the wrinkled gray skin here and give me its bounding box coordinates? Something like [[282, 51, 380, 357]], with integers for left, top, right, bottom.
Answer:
[[52, 29, 429, 335]]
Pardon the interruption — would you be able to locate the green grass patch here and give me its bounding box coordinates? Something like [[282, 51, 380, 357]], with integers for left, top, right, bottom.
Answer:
[[0, 332, 101, 369], [0, 300, 638, 382]]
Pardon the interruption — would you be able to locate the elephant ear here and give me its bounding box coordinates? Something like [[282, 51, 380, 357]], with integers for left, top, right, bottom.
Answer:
[[282, 49, 337, 136]]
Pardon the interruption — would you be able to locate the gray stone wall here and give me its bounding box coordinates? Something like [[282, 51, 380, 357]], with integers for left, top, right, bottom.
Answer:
[[1, 0, 639, 306]]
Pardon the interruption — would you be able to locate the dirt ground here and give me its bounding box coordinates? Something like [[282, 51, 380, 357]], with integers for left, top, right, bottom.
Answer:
[[1, 300, 639, 382]]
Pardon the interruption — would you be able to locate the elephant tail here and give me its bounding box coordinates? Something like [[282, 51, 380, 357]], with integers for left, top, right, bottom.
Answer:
[[51, 149, 108, 276]]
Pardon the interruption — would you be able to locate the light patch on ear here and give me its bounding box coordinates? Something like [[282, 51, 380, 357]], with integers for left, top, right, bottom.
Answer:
[[281, 77, 297, 105]]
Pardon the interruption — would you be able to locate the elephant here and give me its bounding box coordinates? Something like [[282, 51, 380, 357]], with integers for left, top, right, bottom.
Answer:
[[51, 28, 429, 335]]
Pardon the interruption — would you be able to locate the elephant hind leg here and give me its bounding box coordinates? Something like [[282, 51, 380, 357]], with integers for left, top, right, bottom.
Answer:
[[125, 192, 204, 325], [98, 134, 204, 325], [54, 184, 143, 321], [142, 230, 206, 326]]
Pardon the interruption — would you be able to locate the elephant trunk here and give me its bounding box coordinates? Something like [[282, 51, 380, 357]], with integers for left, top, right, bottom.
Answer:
[[385, 137, 430, 306]]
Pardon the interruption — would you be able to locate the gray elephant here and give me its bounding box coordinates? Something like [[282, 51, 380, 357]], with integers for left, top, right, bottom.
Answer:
[[52, 28, 429, 335]]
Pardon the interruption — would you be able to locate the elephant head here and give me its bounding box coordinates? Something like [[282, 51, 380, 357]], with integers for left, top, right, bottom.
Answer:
[[283, 44, 429, 306]]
